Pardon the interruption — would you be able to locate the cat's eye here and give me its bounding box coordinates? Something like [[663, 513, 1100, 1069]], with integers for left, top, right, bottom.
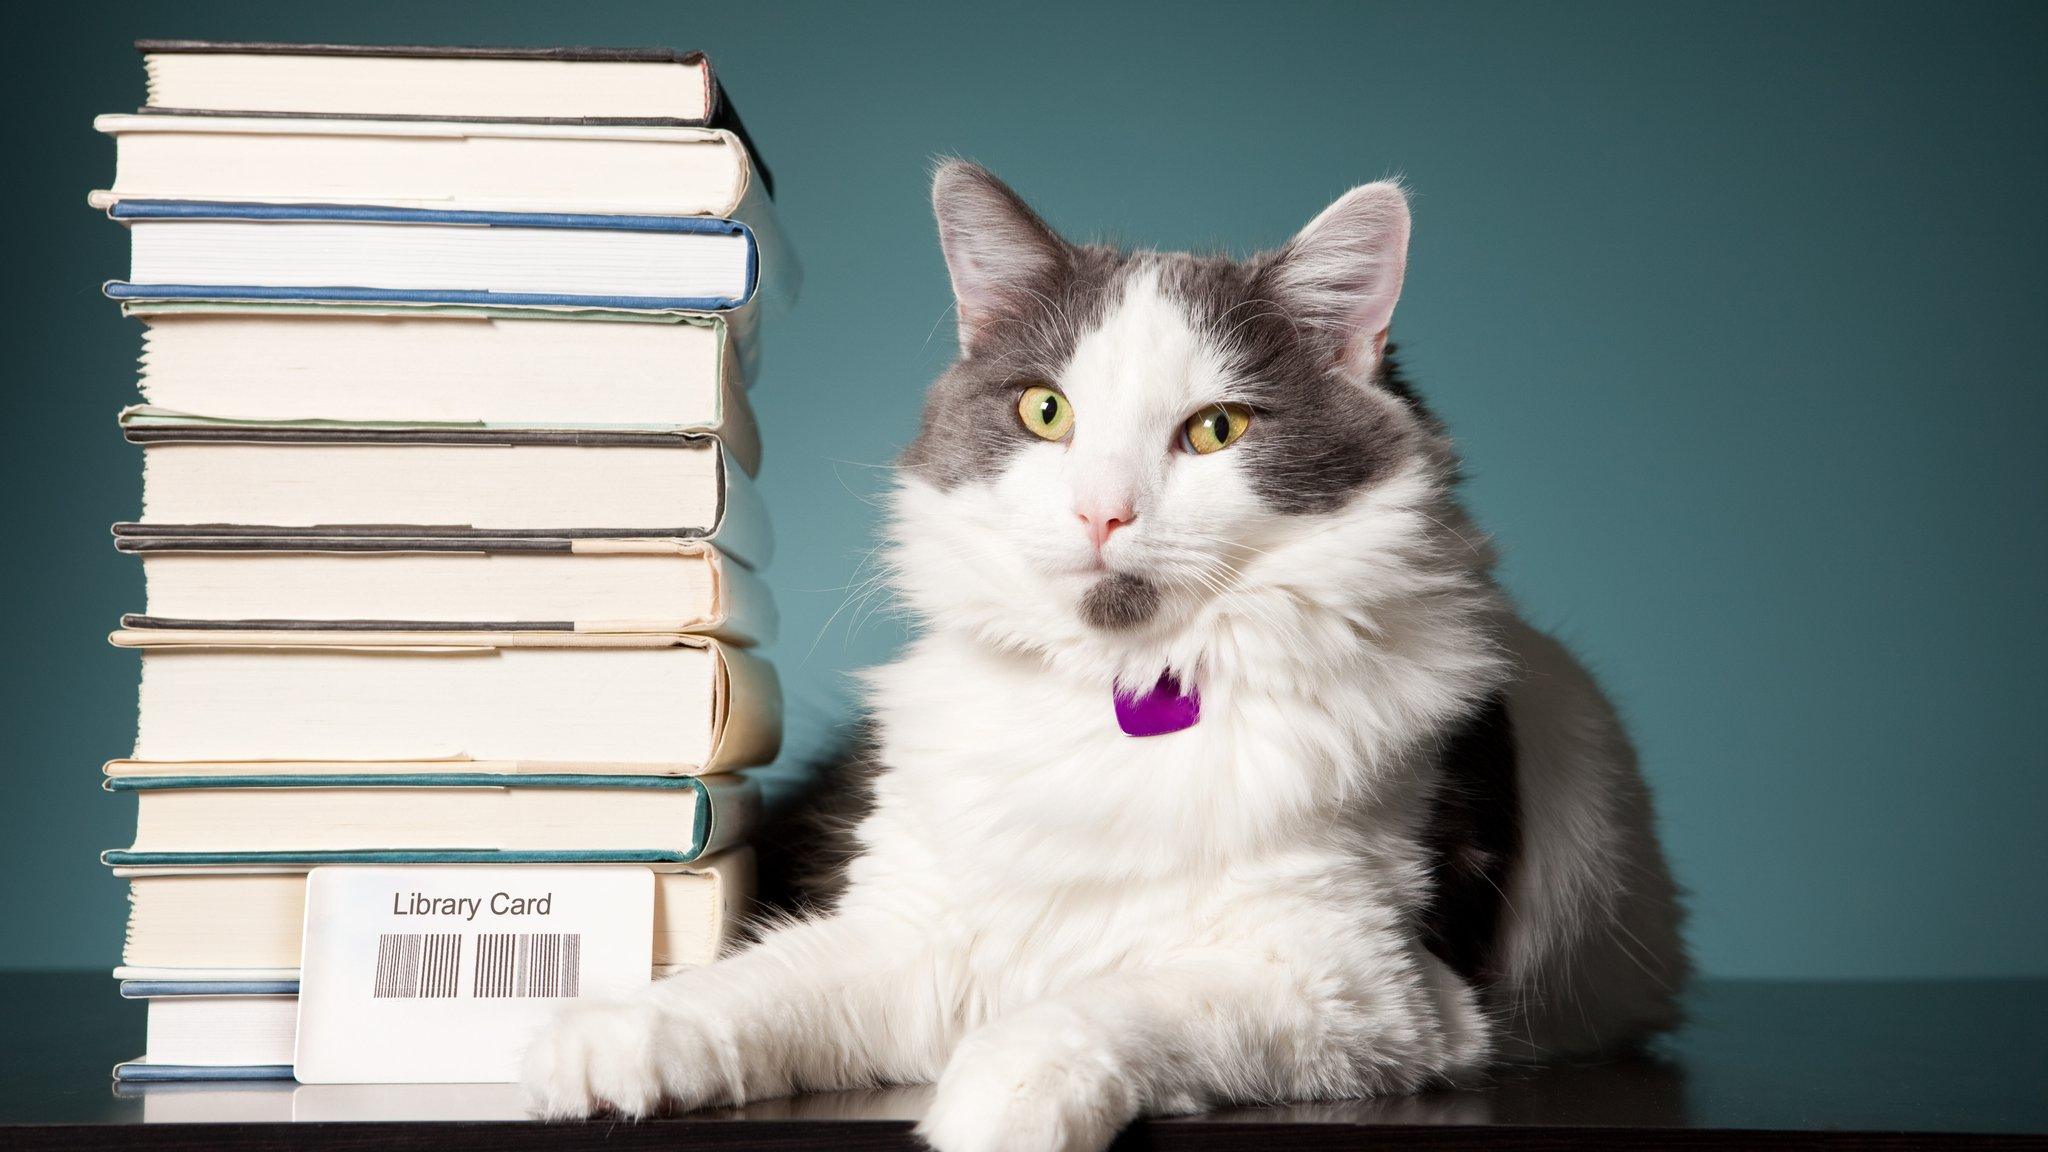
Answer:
[[1017, 384, 1074, 441], [1181, 403, 1252, 454]]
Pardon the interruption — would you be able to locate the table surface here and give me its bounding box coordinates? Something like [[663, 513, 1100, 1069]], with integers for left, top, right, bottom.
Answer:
[[1, 973, 2042, 1149]]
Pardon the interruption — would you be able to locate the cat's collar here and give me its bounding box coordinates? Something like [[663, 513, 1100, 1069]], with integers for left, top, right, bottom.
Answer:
[[1114, 672, 1201, 737]]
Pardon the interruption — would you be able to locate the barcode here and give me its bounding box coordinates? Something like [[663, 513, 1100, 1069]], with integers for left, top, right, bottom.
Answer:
[[372, 932, 462, 998], [472, 932, 582, 999]]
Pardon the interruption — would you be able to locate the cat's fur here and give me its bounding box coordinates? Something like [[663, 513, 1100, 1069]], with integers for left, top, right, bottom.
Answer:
[[524, 163, 1688, 1151]]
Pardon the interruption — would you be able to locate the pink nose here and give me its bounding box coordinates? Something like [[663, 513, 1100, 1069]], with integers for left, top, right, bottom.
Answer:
[[1076, 500, 1136, 552]]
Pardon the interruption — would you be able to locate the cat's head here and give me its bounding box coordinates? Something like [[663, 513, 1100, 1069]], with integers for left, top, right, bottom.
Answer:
[[890, 162, 1483, 678]]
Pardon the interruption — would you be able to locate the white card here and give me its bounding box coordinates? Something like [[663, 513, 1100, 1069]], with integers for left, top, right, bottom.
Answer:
[[295, 866, 653, 1084]]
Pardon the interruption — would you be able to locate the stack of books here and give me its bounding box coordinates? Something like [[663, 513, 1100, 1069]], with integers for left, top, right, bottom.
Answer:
[[90, 40, 792, 1082]]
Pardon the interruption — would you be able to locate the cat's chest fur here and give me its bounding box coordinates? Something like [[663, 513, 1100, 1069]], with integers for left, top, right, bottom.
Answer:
[[854, 630, 1442, 911], [833, 629, 1450, 1017]]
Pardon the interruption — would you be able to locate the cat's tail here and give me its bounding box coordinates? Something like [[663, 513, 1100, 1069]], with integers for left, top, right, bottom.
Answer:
[[747, 720, 885, 919]]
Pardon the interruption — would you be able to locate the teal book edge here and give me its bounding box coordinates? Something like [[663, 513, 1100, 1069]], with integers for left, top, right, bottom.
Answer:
[[103, 773, 704, 792], [101, 774, 758, 867], [102, 847, 706, 866]]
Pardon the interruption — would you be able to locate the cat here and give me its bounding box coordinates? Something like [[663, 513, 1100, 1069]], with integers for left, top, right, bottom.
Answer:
[[523, 162, 1688, 1151]]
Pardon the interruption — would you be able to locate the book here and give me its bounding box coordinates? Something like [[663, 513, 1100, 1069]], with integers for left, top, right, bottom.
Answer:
[[114, 1060, 294, 1084], [122, 423, 771, 567], [102, 772, 758, 865], [113, 850, 753, 971], [119, 536, 775, 645], [122, 979, 303, 994], [114, 1080, 530, 1117], [94, 115, 767, 218], [119, 981, 297, 1075], [102, 201, 784, 313], [126, 398, 762, 478], [111, 631, 781, 770], [127, 303, 761, 444], [137, 41, 755, 133]]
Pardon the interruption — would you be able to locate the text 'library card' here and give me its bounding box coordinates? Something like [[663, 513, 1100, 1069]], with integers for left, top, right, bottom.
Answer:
[[295, 866, 653, 1084]]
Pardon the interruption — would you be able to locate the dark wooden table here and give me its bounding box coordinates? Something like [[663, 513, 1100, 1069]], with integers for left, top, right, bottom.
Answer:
[[1, 973, 2041, 1148]]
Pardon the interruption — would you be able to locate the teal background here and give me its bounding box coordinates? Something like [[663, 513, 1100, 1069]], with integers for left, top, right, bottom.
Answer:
[[3, 1, 2042, 979]]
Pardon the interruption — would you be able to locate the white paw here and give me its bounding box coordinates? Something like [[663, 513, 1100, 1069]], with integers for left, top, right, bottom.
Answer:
[[520, 995, 728, 1119], [916, 1027, 1133, 1152]]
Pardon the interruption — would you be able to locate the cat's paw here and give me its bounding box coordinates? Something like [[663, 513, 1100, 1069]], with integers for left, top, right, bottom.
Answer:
[[521, 995, 727, 1120], [916, 1021, 1133, 1152]]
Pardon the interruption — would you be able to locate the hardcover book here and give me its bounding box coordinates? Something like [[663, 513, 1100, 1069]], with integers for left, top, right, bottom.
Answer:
[[114, 1081, 528, 1117], [114, 1060, 294, 1084], [102, 772, 758, 866], [111, 631, 782, 770], [125, 397, 763, 479], [100, 200, 794, 315], [126, 303, 763, 448], [115, 979, 297, 1080], [110, 849, 752, 1080], [112, 849, 753, 972], [120, 535, 775, 646], [121, 421, 772, 567], [136, 41, 763, 139], [94, 114, 770, 219]]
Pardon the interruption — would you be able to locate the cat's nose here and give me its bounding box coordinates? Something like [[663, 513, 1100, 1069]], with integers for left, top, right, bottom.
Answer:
[[1076, 499, 1136, 552]]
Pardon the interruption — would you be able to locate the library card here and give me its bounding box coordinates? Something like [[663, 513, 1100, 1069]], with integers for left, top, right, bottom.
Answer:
[[295, 866, 653, 1083]]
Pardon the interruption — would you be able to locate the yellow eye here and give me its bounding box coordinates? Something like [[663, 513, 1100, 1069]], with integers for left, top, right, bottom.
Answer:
[[1017, 384, 1074, 441], [1182, 403, 1251, 454]]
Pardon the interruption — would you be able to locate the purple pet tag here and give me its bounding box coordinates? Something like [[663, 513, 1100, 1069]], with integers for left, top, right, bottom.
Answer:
[[1114, 673, 1201, 737]]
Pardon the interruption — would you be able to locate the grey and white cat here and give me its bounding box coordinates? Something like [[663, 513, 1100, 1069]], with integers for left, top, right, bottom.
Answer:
[[524, 163, 1688, 1151]]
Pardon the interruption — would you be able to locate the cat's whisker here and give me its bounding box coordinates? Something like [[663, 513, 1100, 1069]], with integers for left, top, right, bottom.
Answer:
[[1166, 561, 1300, 641], [800, 556, 899, 668], [920, 300, 959, 356]]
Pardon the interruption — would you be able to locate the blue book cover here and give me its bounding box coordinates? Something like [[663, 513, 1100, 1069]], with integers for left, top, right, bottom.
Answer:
[[103, 200, 764, 312], [121, 980, 300, 998], [113, 1062, 295, 1083]]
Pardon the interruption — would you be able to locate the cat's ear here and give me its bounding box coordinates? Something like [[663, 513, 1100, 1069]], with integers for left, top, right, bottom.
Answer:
[[1269, 181, 1411, 380], [932, 161, 1070, 357]]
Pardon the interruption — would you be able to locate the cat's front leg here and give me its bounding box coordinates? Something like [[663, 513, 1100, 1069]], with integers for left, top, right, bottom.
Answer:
[[917, 946, 1491, 1152], [523, 910, 948, 1118]]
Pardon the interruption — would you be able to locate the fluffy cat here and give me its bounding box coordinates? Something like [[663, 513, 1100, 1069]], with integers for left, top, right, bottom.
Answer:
[[524, 163, 1688, 1151]]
